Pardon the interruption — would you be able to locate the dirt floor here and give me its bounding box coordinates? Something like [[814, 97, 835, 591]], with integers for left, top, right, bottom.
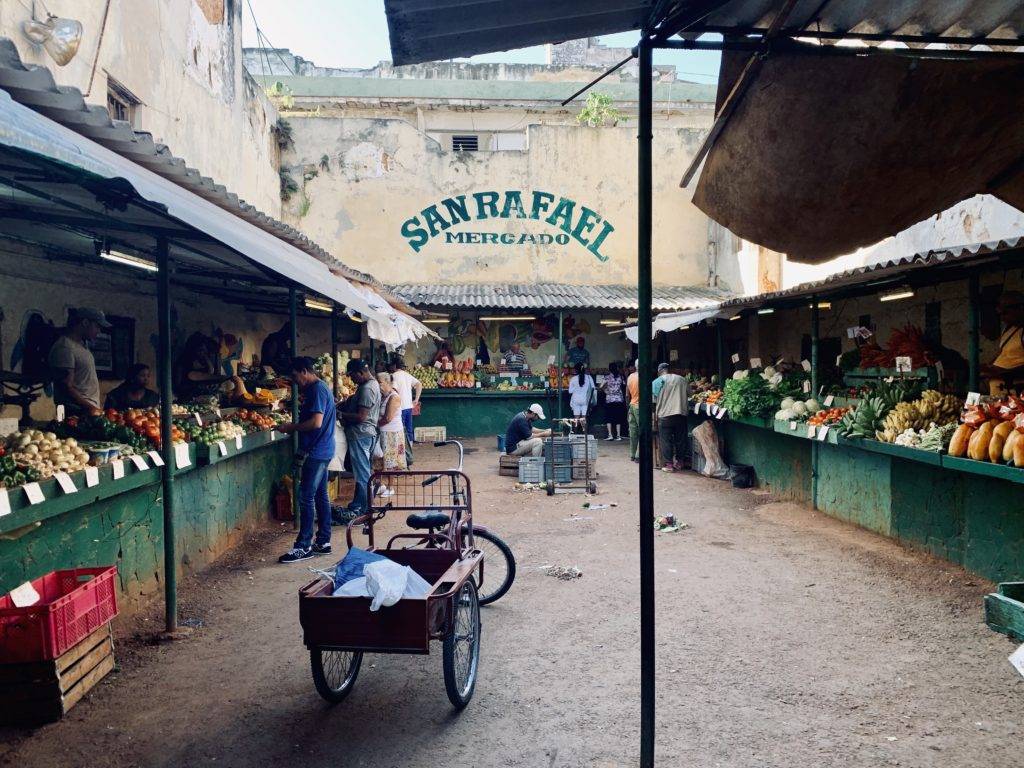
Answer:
[[0, 438, 1020, 767]]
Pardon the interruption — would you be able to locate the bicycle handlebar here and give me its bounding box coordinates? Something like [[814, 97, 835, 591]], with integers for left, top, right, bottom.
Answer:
[[431, 439, 464, 472]]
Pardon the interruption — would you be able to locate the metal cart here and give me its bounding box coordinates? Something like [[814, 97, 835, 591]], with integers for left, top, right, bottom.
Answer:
[[544, 417, 597, 496]]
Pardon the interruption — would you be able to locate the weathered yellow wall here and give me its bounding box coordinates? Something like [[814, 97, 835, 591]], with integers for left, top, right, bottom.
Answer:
[[280, 116, 730, 289], [0, 0, 281, 214]]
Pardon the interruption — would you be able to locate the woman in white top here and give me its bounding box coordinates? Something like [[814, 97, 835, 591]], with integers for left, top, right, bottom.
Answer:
[[375, 372, 408, 471], [567, 363, 596, 420]]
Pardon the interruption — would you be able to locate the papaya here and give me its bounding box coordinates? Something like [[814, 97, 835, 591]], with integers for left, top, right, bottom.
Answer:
[[967, 419, 996, 461], [1015, 437, 1024, 470], [989, 421, 1014, 463], [1004, 429, 1022, 464], [948, 424, 973, 458]]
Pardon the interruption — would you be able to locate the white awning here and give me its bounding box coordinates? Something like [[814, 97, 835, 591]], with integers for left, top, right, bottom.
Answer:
[[625, 307, 726, 343], [352, 284, 439, 346], [0, 90, 391, 325]]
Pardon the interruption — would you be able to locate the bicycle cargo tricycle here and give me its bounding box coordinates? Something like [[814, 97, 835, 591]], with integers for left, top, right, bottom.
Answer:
[[298, 467, 484, 709]]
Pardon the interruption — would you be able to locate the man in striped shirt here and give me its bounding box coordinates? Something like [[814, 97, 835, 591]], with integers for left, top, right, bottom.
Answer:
[[502, 342, 528, 371]]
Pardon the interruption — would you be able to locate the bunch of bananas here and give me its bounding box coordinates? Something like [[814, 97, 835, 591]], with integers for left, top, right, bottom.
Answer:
[[879, 401, 925, 442], [913, 390, 961, 426], [839, 396, 888, 439]]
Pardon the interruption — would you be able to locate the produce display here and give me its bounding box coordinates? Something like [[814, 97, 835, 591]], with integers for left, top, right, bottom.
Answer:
[[774, 397, 823, 421], [876, 390, 961, 443], [547, 366, 572, 389], [230, 409, 278, 433], [692, 389, 723, 406], [948, 397, 1024, 466], [61, 413, 152, 453], [807, 406, 850, 427], [2, 430, 89, 484], [190, 420, 246, 446], [411, 364, 440, 389], [894, 422, 957, 452], [315, 353, 357, 399], [842, 325, 938, 371], [722, 374, 779, 418]]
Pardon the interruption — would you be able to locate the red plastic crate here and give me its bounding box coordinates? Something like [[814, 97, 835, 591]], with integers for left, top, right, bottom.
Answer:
[[0, 566, 118, 664]]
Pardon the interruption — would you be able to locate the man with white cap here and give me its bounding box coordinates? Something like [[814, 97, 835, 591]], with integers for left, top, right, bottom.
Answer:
[[48, 307, 110, 416], [504, 402, 552, 457]]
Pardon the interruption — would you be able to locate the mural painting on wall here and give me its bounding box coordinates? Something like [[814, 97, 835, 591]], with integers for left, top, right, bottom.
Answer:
[[400, 190, 616, 261], [442, 316, 560, 356], [561, 315, 592, 351]]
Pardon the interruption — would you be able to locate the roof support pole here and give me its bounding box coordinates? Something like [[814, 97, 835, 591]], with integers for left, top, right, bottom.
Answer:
[[636, 34, 656, 768], [968, 274, 980, 393], [289, 286, 299, 529], [716, 321, 725, 385], [156, 236, 177, 634], [331, 304, 340, 400], [811, 301, 820, 510], [557, 310, 564, 421]]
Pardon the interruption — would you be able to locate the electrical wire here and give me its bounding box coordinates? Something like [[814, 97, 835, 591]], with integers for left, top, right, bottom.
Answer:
[[245, 0, 296, 76]]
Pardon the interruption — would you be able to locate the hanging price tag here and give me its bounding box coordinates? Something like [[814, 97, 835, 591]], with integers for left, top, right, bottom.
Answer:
[[55, 404, 65, 422], [715, 408, 726, 420], [730, 353, 740, 364], [789, 421, 797, 431], [693, 402, 700, 414], [836, 354, 843, 366], [84, 466, 99, 488], [174, 443, 191, 469], [433, 361, 442, 369], [111, 459, 125, 480], [53, 472, 78, 494], [0, 488, 10, 517], [23, 482, 44, 505], [934, 361, 944, 381], [750, 358, 762, 369], [235, 435, 244, 450], [817, 426, 830, 441], [965, 392, 981, 406], [129, 455, 149, 472], [217, 441, 228, 457], [147, 450, 165, 467], [802, 380, 811, 394], [807, 425, 816, 439], [824, 395, 835, 407], [846, 326, 858, 339], [894, 356, 912, 373], [801, 359, 812, 372], [193, 412, 203, 426], [270, 430, 280, 441]]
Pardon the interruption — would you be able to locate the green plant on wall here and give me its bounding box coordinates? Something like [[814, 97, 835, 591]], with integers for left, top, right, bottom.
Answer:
[[298, 194, 312, 217], [576, 92, 628, 127], [279, 168, 299, 201], [319, 154, 330, 172], [274, 117, 294, 151], [266, 81, 294, 109]]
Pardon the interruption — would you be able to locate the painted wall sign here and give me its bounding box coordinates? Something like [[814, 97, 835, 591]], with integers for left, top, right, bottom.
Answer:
[[400, 190, 615, 261]]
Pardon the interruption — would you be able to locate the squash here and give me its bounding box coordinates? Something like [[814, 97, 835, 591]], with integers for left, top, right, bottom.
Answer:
[[948, 424, 974, 458], [967, 419, 996, 461], [989, 421, 1014, 463], [1004, 429, 1022, 463]]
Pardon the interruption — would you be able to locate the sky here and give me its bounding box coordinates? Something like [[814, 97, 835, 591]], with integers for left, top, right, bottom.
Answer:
[[241, 0, 720, 82]]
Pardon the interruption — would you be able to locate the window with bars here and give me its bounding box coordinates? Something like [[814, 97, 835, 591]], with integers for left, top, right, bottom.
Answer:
[[106, 78, 141, 126], [451, 134, 479, 152]]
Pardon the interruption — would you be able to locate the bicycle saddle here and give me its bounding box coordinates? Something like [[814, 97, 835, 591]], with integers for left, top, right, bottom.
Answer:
[[406, 511, 451, 530]]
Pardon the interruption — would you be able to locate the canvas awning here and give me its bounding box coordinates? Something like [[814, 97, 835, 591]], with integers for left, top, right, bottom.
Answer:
[[624, 306, 726, 342]]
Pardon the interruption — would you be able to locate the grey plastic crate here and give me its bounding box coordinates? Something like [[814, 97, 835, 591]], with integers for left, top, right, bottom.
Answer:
[[518, 456, 546, 483], [569, 434, 598, 462]]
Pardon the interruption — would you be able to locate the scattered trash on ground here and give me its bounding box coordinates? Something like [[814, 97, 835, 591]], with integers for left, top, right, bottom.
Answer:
[[1010, 644, 1024, 679], [542, 565, 582, 580], [179, 617, 204, 629], [583, 502, 617, 509], [654, 514, 687, 533], [563, 515, 593, 522], [514, 482, 543, 492]]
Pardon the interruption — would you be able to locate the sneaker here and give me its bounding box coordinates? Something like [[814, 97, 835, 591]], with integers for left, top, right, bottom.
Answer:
[[604, 435, 615, 441], [312, 542, 332, 556], [661, 465, 676, 473], [616, 437, 624, 442], [279, 547, 313, 564]]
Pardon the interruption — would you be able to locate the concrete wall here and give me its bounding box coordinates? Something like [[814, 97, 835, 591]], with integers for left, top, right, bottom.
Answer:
[[1, 0, 281, 215], [278, 116, 737, 290], [0, 243, 363, 423]]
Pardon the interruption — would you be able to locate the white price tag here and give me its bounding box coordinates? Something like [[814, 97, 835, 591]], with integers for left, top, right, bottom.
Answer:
[[806, 425, 816, 439], [847, 326, 858, 339], [433, 361, 442, 369], [217, 441, 228, 457], [55, 404, 65, 422], [547, 355, 556, 365], [731, 353, 740, 364], [802, 380, 811, 394], [824, 395, 835, 407], [174, 443, 191, 469], [129, 455, 149, 472], [147, 450, 165, 467], [801, 359, 812, 372], [84, 466, 99, 488], [836, 354, 844, 366], [23, 482, 44, 505], [894, 356, 912, 373], [965, 392, 981, 406], [54, 472, 77, 494], [818, 426, 830, 441], [789, 421, 797, 431], [704, 404, 712, 415], [215, 408, 223, 418], [0, 488, 10, 517], [715, 408, 726, 420], [693, 402, 700, 414], [235, 435, 244, 450], [935, 361, 944, 380], [111, 459, 125, 480], [270, 430, 280, 441], [194, 412, 203, 426], [711, 405, 719, 416], [9, 581, 39, 607], [750, 357, 762, 369], [669, 349, 679, 362]]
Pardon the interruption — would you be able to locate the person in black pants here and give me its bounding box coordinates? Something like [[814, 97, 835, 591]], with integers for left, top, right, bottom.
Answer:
[[653, 362, 689, 472]]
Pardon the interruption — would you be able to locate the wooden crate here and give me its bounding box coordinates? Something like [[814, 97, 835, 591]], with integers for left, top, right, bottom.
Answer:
[[498, 455, 519, 477], [985, 582, 1024, 641], [0, 623, 115, 725]]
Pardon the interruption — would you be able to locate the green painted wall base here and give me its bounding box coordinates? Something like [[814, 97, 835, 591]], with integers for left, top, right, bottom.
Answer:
[[711, 418, 1024, 584], [0, 442, 292, 610], [418, 391, 560, 439]]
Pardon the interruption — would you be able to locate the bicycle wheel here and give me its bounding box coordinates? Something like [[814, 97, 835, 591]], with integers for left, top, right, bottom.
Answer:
[[442, 579, 481, 709], [471, 527, 516, 606], [310, 648, 363, 703]]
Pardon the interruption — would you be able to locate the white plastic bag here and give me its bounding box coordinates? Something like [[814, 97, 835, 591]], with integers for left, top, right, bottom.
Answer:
[[403, 568, 431, 599], [693, 420, 729, 479], [364, 559, 409, 611], [333, 576, 369, 597]]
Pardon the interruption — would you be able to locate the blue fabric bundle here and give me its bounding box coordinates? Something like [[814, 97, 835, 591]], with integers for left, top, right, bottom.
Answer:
[[333, 547, 386, 587]]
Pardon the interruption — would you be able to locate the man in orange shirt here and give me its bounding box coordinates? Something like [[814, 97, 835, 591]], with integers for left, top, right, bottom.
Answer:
[[626, 359, 641, 462]]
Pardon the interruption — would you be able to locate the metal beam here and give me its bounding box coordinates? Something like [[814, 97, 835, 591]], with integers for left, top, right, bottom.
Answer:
[[559, 53, 636, 106], [636, 34, 656, 768], [331, 306, 340, 400], [156, 236, 177, 634], [289, 287, 300, 529], [968, 274, 980, 392], [693, 24, 1024, 49]]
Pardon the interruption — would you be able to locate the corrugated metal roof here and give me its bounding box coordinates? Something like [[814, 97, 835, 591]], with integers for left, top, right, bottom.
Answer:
[[389, 283, 732, 311], [254, 75, 716, 104], [384, 1, 1024, 66], [721, 238, 1024, 311], [0, 38, 388, 294]]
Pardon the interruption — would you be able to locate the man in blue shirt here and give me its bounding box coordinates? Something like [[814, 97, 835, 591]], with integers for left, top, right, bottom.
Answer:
[[278, 356, 337, 563], [505, 403, 551, 456], [564, 336, 591, 368]]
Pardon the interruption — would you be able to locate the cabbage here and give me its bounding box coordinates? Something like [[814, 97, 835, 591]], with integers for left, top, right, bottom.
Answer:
[[775, 408, 797, 421], [791, 401, 808, 416], [780, 397, 796, 410], [732, 369, 749, 380], [762, 366, 777, 378], [804, 399, 821, 413]]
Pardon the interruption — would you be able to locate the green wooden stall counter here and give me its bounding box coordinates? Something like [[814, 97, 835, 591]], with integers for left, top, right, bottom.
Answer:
[[0, 438, 292, 608], [417, 390, 561, 439]]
